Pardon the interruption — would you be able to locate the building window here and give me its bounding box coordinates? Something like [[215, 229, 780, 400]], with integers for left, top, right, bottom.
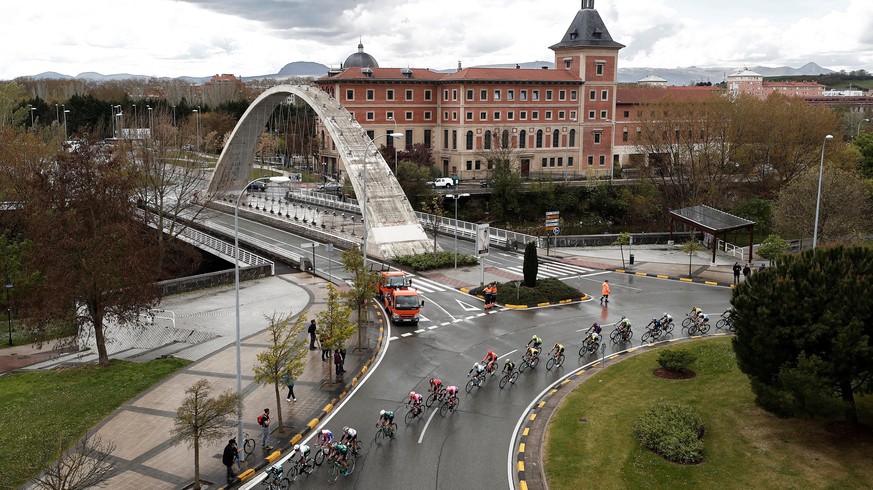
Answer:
[[475, 160, 481, 170], [452, 130, 457, 149], [480, 112, 487, 121], [346, 89, 354, 101], [508, 90, 515, 101], [559, 90, 566, 101], [386, 111, 394, 120], [502, 130, 510, 148], [452, 111, 458, 121], [487, 160, 493, 170], [480, 89, 488, 100], [494, 111, 501, 121], [444, 90, 449, 101], [366, 112, 374, 121], [484, 130, 492, 150], [494, 89, 501, 101], [546, 90, 553, 101], [536, 130, 543, 148], [549, 157, 556, 167], [569, 129, 576, 147], [594, 132, 602, 144], [466, 160, 473, 170], [443, 111, 449, 121], [545, 111, 552, 120], [564, 59, 572, 69], [542, 158, 548, 168], [533, 90, 540, 101], [589, 90, 596, 101], [424, 129, 432, 148], [466, 131, 474, 150], [444, 129, 449, 149], [520, 111, 527, 120], [588, 155, 594, 165], [386, 130, 395, 149], [571, 90, 578, 101], [424, 111, 432, 120], [552, 129, 559, 147], [521, 90, 528, 101], [466, 111, 474, 121], [507, 111, 514, 120], [596, 63, 605, 76], [452, 89, 458, 101], [601, 110, 608, 119], [405, 111, 413, 121], [425, 90, 432, 101], [367, 89, 374, 100], [559, 111, 565, 120], [570, 111, 577, 120], [601, 90, 609, 101], [405, 129, 413, 146], [532, 111, 539, 120], [600, 155, 606, 166], [588, 110, 595, 119], [623, 110, 630, 118], [403, 89, 412, 101], [466, 89, 474, 100], [387, 89, 394, 101], [367, 130, 375, 140], [622, 128, 629, 142], [557, 157, 563, 167], [568, 157, 574, 167]]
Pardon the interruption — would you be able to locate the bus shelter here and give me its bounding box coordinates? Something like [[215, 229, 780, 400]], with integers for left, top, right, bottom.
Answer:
[[669, 205, 755, 263]]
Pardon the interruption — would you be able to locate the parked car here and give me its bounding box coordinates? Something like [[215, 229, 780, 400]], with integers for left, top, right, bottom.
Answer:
[[430, 177, 455, 189], [246, 181, 267, 192], [317, 181, 343, 192], [479, 179, 494, 188]]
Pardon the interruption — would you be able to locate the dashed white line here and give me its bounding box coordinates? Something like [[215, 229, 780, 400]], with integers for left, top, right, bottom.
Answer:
[[415, 329, 425, 334], [428, 326, 438, 330], [401, 333, 413, 337], [441, 322, 452, 326]]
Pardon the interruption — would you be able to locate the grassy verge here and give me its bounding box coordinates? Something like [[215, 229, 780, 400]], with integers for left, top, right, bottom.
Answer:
[[0, 357, 190, 487], [544, 338, 873, 489]]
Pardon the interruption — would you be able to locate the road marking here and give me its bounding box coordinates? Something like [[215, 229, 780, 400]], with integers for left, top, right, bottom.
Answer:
[[389, 336, 399, 341], [456, 299, 481, 311], [441, 322, 451, 326], [422, 295, 456, 321], [498, 349, 518, 360], [401, 333, 413, 337], [417, 409, 439, 444], [428, 326, 438, 330], [415, 329, 425, 334]]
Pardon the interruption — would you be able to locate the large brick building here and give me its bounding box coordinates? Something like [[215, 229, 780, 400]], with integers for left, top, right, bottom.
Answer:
[[314, 0, 625, 180]]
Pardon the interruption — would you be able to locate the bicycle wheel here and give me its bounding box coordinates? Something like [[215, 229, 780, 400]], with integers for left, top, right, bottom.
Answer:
[[591, 342, 600, 353], [700, 322, 710, 334], [405, 408, 415, 425], [510, 372, 518, 384], [279, 477, 291, 489], [440, 400, 449, 416], [243, 438, 255, 455], [314, 446, 325, 466], [641, 331, 652, 344], [687, 324, 698, 336], [716, 319, 726, 330], [499, 374, 509, 388], [609, 329, 619, 342], [303, 459, 315, 475], [728, 321, 736, 333], [518, 359, 528, 373], [327, 464, 339, 483], [557, 354, 565, 367], [465, 379, 475, 392], [664, 321, 674, 333], [531, 356, 539, 368], [375, 428, 385, 445], [625, 329, 634, 341], [389, 423, 397, 438], [578, 346, 587, 357], [546, 357, 556, 371], [347, 456, 356, 475], [425, 392, 438, 408], [287, 465, 299, 482]]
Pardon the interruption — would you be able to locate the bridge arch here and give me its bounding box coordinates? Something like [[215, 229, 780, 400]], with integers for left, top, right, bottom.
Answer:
[[206, 84, 434, 259]]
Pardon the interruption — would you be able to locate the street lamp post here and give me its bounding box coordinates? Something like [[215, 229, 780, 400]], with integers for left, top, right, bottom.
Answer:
[[358, 133, 403, 262], [193, 107, 201, 151], [446, 193, 470, 269], [387, 116, 398, 172], [858, 118, 870, 136], [63, 109, 70, 140], [147, 106, 153, 136], [233, 175, 290, 446], [29, 106, 36, 128], [812, 134, 834, 251], [5, 277, 13, 346], [133, 104, 138, 130]]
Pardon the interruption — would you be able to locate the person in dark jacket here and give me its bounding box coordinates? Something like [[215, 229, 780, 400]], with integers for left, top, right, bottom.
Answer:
[[222, 439, 237, 483], [308, 319, 317, 350]]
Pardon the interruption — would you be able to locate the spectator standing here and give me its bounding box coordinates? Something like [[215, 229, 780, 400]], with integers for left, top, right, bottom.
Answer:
[[321, 334, 330, 361], [732, 262, 741, 285], [759, 263, 766, 272], [334, 349, 343, 377], [339, 347, 347, 374], [308, 319, 317, 350], [283, 373, 296, 402], [742, 263, 752, 281], [600, 280, 611, 305], [222, 439, 237, 483], [258, 408, 271, 449]]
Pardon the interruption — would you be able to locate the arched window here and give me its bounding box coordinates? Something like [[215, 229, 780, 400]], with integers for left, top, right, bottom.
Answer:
[[569, 129, 576, 147], [502, 130, 510, 148], [519, 130, 527, 149], [536, 130, 543, 148], [466, 131, 474, 150], [484, 130, 492, 150], [552, 129, 560, 147]]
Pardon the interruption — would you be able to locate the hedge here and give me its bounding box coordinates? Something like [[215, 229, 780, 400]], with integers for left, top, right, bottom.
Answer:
[[633, 402, 706, 464], [394, 251, 479, 271], [470, 278, 583, 305], [657, 349, 698, 373]]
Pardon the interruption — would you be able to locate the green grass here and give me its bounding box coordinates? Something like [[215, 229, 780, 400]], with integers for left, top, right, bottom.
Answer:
[[544, 338, 873, 489], [0, 358, 190, 487]]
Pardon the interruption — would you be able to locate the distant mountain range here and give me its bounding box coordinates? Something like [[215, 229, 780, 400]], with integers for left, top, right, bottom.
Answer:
[[25, 61, 835, 86]]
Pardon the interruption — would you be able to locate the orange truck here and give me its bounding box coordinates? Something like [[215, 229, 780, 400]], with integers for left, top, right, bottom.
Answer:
[[377, 271, 425, 325]]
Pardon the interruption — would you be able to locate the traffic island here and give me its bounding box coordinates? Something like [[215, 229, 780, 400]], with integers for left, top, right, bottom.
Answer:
[[460, 278, 589, 309]]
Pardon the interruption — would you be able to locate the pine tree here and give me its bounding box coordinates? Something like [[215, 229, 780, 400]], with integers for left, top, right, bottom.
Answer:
[[523, 241, 538, 287]]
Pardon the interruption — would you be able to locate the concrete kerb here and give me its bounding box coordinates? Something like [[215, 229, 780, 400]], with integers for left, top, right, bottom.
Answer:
[[509, 334, 734, 490], [459, 286, 591, 310], [611, 268, 736, 289], [222, 302, 388, 489]]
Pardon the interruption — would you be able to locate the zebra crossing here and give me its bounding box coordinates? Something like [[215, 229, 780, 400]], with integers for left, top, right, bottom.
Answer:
[[405, 275, 451, 293], [503, 261, 593, 279]]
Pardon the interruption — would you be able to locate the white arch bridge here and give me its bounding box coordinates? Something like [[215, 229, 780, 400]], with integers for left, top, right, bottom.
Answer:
[[206, 84, 436, 260]]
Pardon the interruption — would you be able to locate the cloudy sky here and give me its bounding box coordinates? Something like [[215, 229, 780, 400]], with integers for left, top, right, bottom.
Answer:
[[2, 0, 871, 79]]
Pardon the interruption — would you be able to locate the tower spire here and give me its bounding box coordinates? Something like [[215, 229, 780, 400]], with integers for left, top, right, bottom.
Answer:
[[582, 0, 594, 9]]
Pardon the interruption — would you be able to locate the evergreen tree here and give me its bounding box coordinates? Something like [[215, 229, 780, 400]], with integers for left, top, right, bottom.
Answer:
[[731, 246, 873, 426], [523, 241, 538, 287]]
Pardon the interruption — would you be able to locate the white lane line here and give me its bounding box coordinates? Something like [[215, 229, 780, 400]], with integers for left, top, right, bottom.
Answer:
[[498, 349, 518, 360], [415, 329, 425, 334], [423, 294, 457, 321], [389, 336, 399, 341], [453, 319, 464, 323], [418, 408, 439, 444], [441, 322, 452, 326], [401, 333, 413, 337], [428, 326, 438, 330], [476, 313, 486, 317]]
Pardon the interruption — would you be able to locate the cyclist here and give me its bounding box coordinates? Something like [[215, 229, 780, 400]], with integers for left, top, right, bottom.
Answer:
[[292, 443, 310, 466], [408, 391, 423, 414], [319, 428, 334, 447], [528, 335, 543, 350], [660, 312, 673, 326], [617, 316, 632, 334], [267, 463, 284, 480], [502, 358, 516, 375], [340, 426, 358, 448], [689, 306, 702, 321], [332, 442, 350, 476], [549, 343, 565, 359], [697, 313, 710, 327], [524, 345, 540, 362], [429, 377, 443, 396], [377, 410, 394, 429], [482, 349, 498, 374], [468, 362, 486, 379], [444, 385, 459, 408], [588, 323, 602, 342]]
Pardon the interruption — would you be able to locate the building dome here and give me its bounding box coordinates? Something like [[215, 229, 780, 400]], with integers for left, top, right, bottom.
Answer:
[[343, 41, 379, 68]]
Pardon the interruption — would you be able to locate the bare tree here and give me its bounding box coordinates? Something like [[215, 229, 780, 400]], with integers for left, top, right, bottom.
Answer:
[[171, 379, 242, 490], [30, 433, 117, 490], [340, 245, 379, 347], [253, 311, 309, 433]]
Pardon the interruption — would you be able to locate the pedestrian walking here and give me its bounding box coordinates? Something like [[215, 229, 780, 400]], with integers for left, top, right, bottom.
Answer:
[[600, 280, 611, 305], [339, 348, 347, 374], [222, 439, 237, 483], [742, 263, 751, 281], [257, 408, 271, 449], [334, 349, 343, 377], [308, 319, 317, 350], [321, 334, 330, 361], [283, 373, 296, 402]]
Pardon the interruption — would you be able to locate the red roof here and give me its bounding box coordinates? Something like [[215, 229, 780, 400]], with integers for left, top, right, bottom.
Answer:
[[319, 67, 444, 81], [441, 67, 583, 82], [616, 86, 722, 104]]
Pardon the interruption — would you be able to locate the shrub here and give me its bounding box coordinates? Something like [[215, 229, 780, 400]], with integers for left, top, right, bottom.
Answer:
[[470, 278, 583, 305], [657, 349, 698, 373], [394, 251, 478, 271], [633, 402, 705, 463]]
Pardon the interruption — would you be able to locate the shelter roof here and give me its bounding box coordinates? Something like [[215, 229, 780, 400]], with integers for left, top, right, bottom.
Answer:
[[670, 205, 754, 233]]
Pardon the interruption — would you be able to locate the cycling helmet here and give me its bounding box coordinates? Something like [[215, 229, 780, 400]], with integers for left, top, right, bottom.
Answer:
[[380, 410, 386, 416], [701, 314, 709, 321], [342, 426, 349, 433], [409, 391, 416, 397], [592, 322, 599, 328], [293, 444, 300, 451], [663, 312, 668, 317]]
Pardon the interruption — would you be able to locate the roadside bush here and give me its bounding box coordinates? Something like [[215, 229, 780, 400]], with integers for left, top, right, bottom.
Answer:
[[633, 402, 705, 464], [657, 349, 698, 373], [395, 251, 478, 271], [470, 278, 583, 305]]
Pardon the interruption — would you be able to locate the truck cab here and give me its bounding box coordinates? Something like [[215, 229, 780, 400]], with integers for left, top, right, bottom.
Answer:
[[377, 270, 424, 325], [377, 271, 411, 300]]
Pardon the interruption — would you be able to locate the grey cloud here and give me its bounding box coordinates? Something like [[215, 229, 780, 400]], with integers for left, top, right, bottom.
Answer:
[[621, 23, 678, 60]]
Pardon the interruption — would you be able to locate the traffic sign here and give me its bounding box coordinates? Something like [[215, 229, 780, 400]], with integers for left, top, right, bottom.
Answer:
[[553, 227, 560, 235]]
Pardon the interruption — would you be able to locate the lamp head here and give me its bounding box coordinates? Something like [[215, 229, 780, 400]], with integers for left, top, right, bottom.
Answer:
[[825, 134, 834, 141]]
